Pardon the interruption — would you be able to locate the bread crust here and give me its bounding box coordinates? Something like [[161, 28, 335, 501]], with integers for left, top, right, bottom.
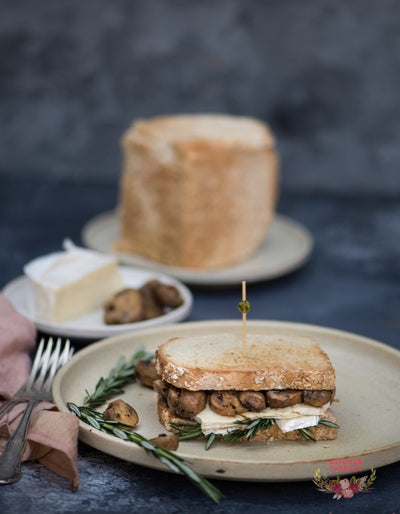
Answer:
[[114, 114, 279, 269], [155, 333, 336, 391], [157, 397, 338, 442]]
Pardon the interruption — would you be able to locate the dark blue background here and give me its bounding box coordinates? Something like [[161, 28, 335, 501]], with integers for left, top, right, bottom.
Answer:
[[1, 0, 400, 195]]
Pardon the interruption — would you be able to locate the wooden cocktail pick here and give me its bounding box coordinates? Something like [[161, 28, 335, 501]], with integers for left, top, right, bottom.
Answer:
[[237, 280, 251, 354]]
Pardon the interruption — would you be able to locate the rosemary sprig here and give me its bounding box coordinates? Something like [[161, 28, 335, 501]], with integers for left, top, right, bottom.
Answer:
[[171, 422, 217, 449], [298, 427, 316, 441], [172, 418, 276, 449], [225, 418, 275, 443], [83, 347, 153, 407], [68, 348, 224, 504], [172, 417, 339, 449], [170, 421, 204, 440], [297, 419, 340, 442], [318, 419, 340, 429], [68, 403, 223, 503]]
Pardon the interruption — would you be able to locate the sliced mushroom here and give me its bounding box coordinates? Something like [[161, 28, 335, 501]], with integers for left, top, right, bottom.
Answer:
[[154, 283, 183, 308], [239, 391, 267, 412], [135, 359, 159, 388], [209, 391, 247, 417], [167, 386, 207, 418], [150, 433, 179, 451], [103, 399, 139, 427], [139, 281, 164, 319], [166, 386, 180, 411], [303, 390, 334, 407], [266, 390, 303, 408], [103, 288, 144, 325], [153, 379, 169, 400]]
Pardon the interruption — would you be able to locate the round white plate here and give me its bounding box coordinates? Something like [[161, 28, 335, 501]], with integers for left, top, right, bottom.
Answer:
[[52, 320, 400, 481], [81, 211, 313, 286], [2, 266, 192, 340]]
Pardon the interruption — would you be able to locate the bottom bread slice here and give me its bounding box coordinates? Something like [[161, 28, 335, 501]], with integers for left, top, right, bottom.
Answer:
[[157, 397, 338, 442]]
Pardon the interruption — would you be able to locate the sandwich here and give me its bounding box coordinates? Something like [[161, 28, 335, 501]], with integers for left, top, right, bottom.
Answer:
[[153, 333, 339, 447]]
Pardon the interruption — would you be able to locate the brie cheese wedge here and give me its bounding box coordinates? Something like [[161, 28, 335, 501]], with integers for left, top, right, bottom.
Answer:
[[24, 239, 123, 323]]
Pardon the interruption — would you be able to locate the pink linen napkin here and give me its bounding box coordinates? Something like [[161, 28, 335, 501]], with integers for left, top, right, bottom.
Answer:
[[0, 293, 79, 491]]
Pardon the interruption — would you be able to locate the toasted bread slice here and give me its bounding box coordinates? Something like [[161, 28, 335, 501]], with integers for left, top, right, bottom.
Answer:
[[157, 397, 338, 442], [155, 333, 335, 391]]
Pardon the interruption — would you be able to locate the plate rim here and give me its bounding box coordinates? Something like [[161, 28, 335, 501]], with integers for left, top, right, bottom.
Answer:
[[2, 266, 193, 339], [81, 210, 314, 285], [52, 319, 400, 481]]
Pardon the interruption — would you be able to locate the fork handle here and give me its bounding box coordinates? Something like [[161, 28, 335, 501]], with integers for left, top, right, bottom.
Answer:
[[0, 401, 37, 484], [0, 400, 22, 420]]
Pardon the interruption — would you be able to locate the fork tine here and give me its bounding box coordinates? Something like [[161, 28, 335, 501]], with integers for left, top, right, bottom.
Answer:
[[48, 338, 62, 371], [34, 338, 55, 390], [25, 338, 46, 388], [31, 338, 45, 372], [60, 339, 73, 366], [42, 338, 65, 391]]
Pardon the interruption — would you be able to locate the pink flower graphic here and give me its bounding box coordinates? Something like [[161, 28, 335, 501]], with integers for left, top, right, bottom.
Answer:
[[331, 482, 342, 494], [313, 467, 376, 500], [342, 488, 354, 498], [340, 478, 350, 489], [349, 482, 360, 493]]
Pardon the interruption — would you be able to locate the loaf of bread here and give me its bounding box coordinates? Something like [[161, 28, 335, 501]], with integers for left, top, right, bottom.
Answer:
[[114, 114, 279, 269]]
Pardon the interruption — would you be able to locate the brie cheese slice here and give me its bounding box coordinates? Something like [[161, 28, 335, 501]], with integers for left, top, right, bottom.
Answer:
[[24, 239, 124, 323], [195, 403, 330, 436], [276, 415, 320, 433]]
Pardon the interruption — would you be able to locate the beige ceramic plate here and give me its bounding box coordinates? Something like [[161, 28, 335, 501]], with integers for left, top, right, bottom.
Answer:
[[52, 320, 400, 482], [81, 211, 313, 286]]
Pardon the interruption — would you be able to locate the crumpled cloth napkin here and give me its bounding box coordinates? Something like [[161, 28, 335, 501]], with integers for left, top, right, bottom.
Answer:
[[0, 293, 79, 491]]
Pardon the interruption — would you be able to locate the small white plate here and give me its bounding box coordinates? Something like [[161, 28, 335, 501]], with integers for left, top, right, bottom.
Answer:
[[81, 211, 313, 286], [2, 266, 193, 340], [52, 320, 400, 481]]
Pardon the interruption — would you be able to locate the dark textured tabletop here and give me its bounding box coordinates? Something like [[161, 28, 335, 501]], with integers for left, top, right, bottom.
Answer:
[[0, 177, 399, 514]]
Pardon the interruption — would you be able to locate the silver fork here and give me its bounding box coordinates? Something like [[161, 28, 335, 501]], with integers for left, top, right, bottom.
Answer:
[[0, 337, 74, 484]]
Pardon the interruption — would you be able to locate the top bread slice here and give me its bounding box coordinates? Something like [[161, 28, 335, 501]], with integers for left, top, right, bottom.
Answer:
[[124, 114, 276, 150], [155, 333, 335, 391]]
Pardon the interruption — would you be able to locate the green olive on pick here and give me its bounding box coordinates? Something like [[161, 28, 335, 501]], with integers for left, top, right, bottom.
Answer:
[[238, 300, 251, 314]]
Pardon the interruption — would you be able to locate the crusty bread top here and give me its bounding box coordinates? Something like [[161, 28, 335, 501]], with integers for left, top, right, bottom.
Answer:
[[155, 333, 335, 391], [123, 114, 276, 155]]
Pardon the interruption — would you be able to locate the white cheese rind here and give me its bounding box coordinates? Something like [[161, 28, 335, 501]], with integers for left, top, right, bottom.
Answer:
[[24, 241, 124, 323], [276, 415, 320, 433]]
